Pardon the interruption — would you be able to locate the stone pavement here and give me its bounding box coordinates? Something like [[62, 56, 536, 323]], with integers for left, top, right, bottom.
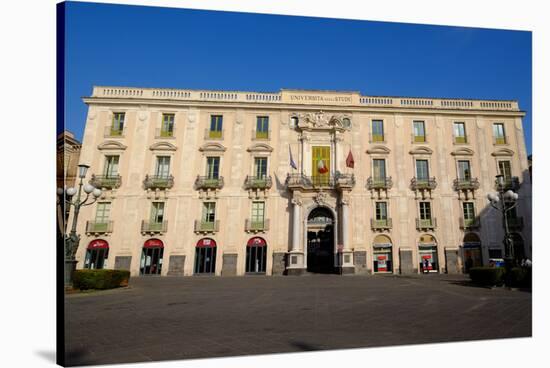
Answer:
[[65, 274, 531, 366]]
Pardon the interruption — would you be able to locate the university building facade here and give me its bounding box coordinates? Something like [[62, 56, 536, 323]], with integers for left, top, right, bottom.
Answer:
[[74, 86, 531, 276]]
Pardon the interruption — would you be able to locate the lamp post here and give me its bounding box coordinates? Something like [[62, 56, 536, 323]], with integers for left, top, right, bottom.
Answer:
[[487, 174, 519, 287], [57, 164, 102, 285]]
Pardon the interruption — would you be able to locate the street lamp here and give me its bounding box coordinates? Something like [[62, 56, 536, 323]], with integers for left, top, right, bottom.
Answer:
[[57, 163, 102, 285], [487, 174, 519, 287]]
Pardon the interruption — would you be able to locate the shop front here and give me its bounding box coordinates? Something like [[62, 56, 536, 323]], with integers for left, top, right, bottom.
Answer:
[[418, 235, 438, 273], [140, 238, 164, 275], [194, 238, 217, 275], [463, 233, 482, 272], [246, 237, 267, 274], [85, 239, 109, 269], [373, 235, 393, 273]]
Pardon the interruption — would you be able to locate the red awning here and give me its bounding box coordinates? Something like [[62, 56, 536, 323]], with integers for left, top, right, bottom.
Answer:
[[247, 237, 267, 247], [88, 239, 109, 249], [196, 238, 216, 248], [144, 238, 164, 248]]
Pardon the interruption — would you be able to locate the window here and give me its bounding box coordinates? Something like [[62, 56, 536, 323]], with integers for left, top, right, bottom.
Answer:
[[413, 121, 426, 142], [155, 156, 171, 178], [488, 248, 502, 259], [419, 202, 432, 220], [95, 202, 111, 224], [372, 159, 386, 180], [85, 247, 109, 270], [254, 157, 268, 178], [246, 239, 267, 273], [493, 123, 506, 144], [498, 160, 512, 180], [457, 160, 472, 181], [150, 202, 165, 224], [463, 202, 475, 224], [111, 112, 125, 136], [256, 116, 269, 139], [103, 155, 119, 177], [202, 202, 216, 223], [160, 114, 175, 137], [290, 116, 298, 128], [206, 157, 220, 179], [371, 120, 384, 142], [416, 159, 429, 180], [251, 202, 265, 226], [209, 115, 223, 138], [454, 122, 466, 143], [375, 202, 388, 221]]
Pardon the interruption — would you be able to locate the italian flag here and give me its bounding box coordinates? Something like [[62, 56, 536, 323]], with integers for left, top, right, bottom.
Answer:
[[317, 158, 329, 174]]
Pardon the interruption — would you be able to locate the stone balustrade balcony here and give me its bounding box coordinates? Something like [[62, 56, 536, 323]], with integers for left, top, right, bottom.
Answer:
[[453, 178, 480, 191], [494, 177, 520, 192], [371, 218, 392, 231], [244, 175, 272, 190], [85, 221, 113, 235], [143, 175, 174, 190], [195, 176, 224, 190], [459, 217, 481, 229], [89, 174, 122, 189], [367, 176, 393, 190], [141, 220, 168, 234], [411, 177, 437, 191], [194, 220, 220, 234], [245, 219, 270, 233], [416, 218, 437, 231]]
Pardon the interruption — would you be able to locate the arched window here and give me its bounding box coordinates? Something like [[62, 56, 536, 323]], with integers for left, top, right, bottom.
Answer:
[[246, 237, 267, 273], [140, 238, 164, 275], [85, 239, 109, 269], [194, 238, 217, 274]]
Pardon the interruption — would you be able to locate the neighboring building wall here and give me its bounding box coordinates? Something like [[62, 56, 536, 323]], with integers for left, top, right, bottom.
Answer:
[[57, 131, 82, 236], [74, 87, 531, 276]]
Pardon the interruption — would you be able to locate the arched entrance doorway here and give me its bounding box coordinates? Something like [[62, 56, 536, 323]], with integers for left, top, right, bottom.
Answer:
[[85, 239, 109, 269], [246, 237, 267, 274], [463, 233, 482, 272], [140, 238, 164, 275], [306, 207, 335, 273], [511, 233, 525, 264], [194, 238, 217, 274], [373, 235, 393, 273], [419, 234, 438, 273]]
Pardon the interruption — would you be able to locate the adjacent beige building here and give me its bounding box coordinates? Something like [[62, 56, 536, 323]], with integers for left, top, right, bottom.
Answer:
[[74, 86, 531, 276]]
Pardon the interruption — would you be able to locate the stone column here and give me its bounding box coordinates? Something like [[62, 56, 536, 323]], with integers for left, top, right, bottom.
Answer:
[[287, 195, 306, 275], [340, 195, 355, 274]]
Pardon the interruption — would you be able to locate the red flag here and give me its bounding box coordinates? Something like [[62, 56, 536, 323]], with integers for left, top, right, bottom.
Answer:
[[317, 159, 329, 174], [346, 149, 355, 168]]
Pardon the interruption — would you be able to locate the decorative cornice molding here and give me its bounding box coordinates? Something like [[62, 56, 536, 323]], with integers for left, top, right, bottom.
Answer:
[[149, 141, 177, 152], [247, 143, 274, 153], [97, 141, 127, 151], [491, 148, 515, 157], [367, 145, 391, 155], [409, 146, 433, 155], [199, 142, 227, 153], [451, 147, 475, 156]]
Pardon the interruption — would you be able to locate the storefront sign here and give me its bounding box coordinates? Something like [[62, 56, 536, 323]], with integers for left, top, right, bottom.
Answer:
[[247, 237, 267, 247], [197, 238, 217, 248], [373, 243, 392, 249], [144, 238, 164, 248], [88, 239, 109, 249], [377, 255, 387, 272]]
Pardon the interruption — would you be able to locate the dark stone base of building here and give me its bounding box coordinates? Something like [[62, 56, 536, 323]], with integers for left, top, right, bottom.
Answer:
[[354, 251, 369, 274], [445, 248, 460, 274], [286, 268, 307, 276], [167, 255, 185, 276], [399, 249, 414, 274], [272, 252, 286, 275], [114, 256, 132, 271], [222, 253, 238, 276], [340, 266, 355, 275]]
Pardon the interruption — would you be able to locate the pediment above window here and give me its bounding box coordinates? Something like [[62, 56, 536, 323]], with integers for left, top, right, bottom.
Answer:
[[199, 142, 227, 153], [366, 145, 391, 155], [149, 142, 177, 152], [409, 146, 433, 155], [451, 148, 474, 156], [491, 148, 515, 157], [247, 143, 274, 153], [97, 141, 127, 151]]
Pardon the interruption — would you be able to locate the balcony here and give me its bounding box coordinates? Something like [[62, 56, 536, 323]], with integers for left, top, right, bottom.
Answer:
[[493, 136, 508, 145], [371, 218, 392, 231], [495, 177, 520, 192], [195, 176, 224, 190], [459, 217, 481, 230], [143, 175, 174, 190], [141, 220, 167, 234], [155, 127, 175, 138], [367, 176, 393, 190], [453, 178, 480, 191], [204, 129, 224, 140], [104, 125, 125, 138], [285, 173, 355, 191], [252, 129, 271, 140], [416, 218, 437, 231], [85, 221, 113, 235], [245, 219, 270, 233], [89, 174, 122, 189], [506, 217, 524, 231], [244, 175, 273, 190], [410, 177, 437, 191], [194, 220, 220, 234], [411, 134, 428, 143]]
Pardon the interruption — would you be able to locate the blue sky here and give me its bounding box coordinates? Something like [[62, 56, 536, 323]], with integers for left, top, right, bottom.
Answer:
[[64, 2, 532, 153]]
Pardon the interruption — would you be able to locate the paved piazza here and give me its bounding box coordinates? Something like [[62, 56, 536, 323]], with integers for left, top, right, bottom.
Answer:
[[65, 275, 531, 366]]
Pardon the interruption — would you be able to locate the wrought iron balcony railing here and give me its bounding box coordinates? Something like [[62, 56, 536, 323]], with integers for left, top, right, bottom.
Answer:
[[245, 219, 270, 232], [453, 178, 480, 191], [194, 220, 220, 233], [195, 176, 224, 190], [244, 175, 273, 190], [416, 218, 437, 230], [204, 129, 224, 140], [85, 221, 114, 235], [104, 125, 125, 137], [369, 132, 385, 143], [143, 175, 174, 190], [506, 217, 524, 230], [371, 218, 392, 230], [454, 135, 468, 144], [411, 134, 428, 143], [459, 217, 481, 229], [285, 173, 355, 190], [251, 129, 271, 140], [494, 177, 520, 192], [411, 177, 437, 191], [141, 220, 168, 234], [493, 136, 508, 145], [367, 176, 393, 190], [89, 174, 122, 189], [155, 127, 175, 138]]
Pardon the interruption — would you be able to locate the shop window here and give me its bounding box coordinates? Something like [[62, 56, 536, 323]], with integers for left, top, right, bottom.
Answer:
[[246, 237, 267, 273]]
